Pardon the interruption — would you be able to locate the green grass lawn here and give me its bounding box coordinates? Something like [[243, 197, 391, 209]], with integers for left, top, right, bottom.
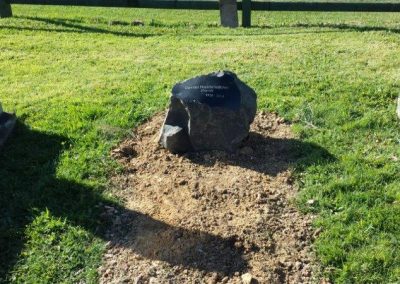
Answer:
[[1, 5, 400, 283]]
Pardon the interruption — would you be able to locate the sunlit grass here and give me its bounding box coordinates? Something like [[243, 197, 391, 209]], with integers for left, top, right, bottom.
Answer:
[[0, 5, 399, 283]]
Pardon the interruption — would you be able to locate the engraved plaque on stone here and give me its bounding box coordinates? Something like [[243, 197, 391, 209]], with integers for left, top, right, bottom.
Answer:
[[172, 72, 241, 110]]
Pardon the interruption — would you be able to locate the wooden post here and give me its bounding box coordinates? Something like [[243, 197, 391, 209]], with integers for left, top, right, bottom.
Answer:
[[0, 0, 12, 18], [242, 0, 251, 27], [219, 0, 238, 28]]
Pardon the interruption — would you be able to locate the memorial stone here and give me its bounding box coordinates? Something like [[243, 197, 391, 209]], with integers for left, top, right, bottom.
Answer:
[[159, 71, 257, 153]]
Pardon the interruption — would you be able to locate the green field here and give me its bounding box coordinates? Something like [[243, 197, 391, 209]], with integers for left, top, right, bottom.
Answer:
[[1, 5, 400, 283]]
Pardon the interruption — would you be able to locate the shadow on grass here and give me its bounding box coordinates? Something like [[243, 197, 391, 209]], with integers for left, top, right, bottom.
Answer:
[[3, 16, 158, 37], [104, 209, 248, 276], [254, 22, 400, 34], [0, 120, 336, 280], [27, 16, 398, 34], [187, 132, 336, 176], [2, 16, 396, 38], [0, 121, 247, 281]]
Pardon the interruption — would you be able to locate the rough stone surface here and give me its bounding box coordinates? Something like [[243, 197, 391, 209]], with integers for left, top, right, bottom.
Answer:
[[159, 71, 257, 153], [160, 124, 192, 153]]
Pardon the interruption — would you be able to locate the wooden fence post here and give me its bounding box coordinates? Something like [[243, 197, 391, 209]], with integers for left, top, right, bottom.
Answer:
[[219, 0, 239, 28], [242, 0, 251, 27], [0, 0, 12, 18]]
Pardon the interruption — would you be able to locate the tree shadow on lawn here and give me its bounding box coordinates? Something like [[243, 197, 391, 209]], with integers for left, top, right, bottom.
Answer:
[[0, 120, 247, 281], [2, 16, 158, 37], [105, 209, 248, 276], [6, 16, 392, 36], [0, 120, 336, 281], [5, 16, 395, 38], [254, 22, 400, 34]]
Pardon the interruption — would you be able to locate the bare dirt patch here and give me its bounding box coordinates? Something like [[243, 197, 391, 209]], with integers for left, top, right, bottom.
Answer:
[[99, 112, 322, 284]]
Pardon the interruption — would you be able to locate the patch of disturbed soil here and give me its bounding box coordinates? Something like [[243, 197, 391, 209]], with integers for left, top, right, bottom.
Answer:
[[99, 112, 326, 284]]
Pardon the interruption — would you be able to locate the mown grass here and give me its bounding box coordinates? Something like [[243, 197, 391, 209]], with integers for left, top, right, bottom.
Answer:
[[0, 5, 399, 283]]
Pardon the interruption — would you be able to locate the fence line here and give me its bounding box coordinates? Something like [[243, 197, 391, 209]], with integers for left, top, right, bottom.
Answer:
[[9, 0, 400, 11], [3, 0, 400, 26], [253, 2, 400, 11]]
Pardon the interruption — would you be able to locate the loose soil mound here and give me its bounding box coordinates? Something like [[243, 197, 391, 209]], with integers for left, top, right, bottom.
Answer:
[[99, 112, 317, 284]]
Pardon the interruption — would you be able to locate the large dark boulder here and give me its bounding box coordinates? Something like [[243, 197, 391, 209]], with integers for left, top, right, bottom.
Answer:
[[159, 71, 257, 153]]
